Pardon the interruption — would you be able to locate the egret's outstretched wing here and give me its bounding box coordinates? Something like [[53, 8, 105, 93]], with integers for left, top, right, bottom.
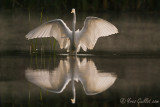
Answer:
[[77, 17, 118, 51], [25, 19, 71, 49]]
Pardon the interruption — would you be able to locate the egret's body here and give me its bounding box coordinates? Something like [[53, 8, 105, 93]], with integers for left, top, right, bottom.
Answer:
[[26, 9, 118, 54]]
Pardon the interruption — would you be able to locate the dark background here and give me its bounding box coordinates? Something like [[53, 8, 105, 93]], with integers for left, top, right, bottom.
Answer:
[[0, 1, 160, 107], [1, 0, 160, 12]]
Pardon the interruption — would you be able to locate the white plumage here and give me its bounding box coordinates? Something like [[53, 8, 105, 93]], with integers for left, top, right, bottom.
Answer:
[[26, 8, 118, 54]]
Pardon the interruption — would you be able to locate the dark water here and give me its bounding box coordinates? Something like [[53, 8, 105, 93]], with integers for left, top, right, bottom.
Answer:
[[0, 10, 160, 107], [0, 52, 160, 107]]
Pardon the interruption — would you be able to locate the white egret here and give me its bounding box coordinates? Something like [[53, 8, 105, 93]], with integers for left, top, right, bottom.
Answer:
[[25, 56, 117, 104], [25, 8, 118, 54]]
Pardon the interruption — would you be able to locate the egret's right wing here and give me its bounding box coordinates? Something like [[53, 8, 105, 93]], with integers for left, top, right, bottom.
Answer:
[[25, 19, 71, 49]]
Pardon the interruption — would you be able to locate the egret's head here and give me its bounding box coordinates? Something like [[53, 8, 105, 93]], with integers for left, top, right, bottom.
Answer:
[[71, 8, 75, 14]]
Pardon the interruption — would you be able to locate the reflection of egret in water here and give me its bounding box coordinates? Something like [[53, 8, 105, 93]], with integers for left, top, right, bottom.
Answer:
[[25, 56, 117, 104]]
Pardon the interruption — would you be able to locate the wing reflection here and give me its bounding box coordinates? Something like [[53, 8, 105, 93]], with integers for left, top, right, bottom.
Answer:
[[76, 58, 117, 95], [25, 56, 117, 104], [26, 59, 71, 93]]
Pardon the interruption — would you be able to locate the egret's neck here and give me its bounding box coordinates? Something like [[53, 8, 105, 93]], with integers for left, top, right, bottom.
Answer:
[[72, 13, 76, 41], [72, 13, 76, 30]]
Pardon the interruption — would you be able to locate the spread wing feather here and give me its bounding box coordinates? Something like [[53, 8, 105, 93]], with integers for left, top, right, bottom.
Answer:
[[25, 19, 71, 49], [77, 17, 118, 50]]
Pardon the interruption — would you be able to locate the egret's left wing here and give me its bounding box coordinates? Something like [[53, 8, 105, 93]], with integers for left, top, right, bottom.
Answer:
[[77, 17, 118, 51]]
